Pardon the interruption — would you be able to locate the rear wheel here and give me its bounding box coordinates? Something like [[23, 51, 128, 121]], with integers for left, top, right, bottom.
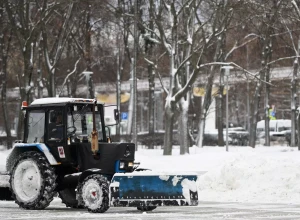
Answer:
[[77, 174, 109, 213], [137, 206, 157, 212], [10, 151, 57, 209], [59, 188, 83, 209]]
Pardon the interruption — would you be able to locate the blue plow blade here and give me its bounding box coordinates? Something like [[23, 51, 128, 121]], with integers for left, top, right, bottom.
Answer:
[[110, 172, 199, 207]]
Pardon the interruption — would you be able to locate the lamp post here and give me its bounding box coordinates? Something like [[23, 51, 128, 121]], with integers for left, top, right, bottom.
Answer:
[[82, 71, 93, 98], [222, 66, 233, 152]]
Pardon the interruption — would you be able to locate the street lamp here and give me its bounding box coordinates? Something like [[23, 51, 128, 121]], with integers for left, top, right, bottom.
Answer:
[[222, 66, 233, 152], [82, 71, 93, 98]]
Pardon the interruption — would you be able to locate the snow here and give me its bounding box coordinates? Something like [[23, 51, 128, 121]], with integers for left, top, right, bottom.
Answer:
[[1, 146, 300, 204], [0, 175, 9, 187], [0, 148, 10, 171], [30, 97, 95, 106]]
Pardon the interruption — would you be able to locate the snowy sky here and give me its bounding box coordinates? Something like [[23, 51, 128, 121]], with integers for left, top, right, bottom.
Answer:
[[1, 145, 300, 204]]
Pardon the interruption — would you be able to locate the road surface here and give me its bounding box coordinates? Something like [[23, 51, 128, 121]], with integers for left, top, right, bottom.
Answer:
[[0, 199, 300, 219]]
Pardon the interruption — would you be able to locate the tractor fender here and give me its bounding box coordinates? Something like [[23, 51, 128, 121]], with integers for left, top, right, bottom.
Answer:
[[11, 143, 59, 165], [78, 169, 110, 183]]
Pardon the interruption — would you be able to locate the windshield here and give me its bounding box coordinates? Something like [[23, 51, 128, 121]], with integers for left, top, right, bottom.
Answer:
[[67, 105, 104, 142]]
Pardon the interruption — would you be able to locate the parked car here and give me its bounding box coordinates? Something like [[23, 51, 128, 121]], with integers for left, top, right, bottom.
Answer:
[[256, 119, 291, 138], [256, 119, 291, 145], [204, 127, 249, 146]]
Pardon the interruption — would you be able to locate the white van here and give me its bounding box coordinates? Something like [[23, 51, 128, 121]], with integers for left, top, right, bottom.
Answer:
[[257, 119, 291, 137]]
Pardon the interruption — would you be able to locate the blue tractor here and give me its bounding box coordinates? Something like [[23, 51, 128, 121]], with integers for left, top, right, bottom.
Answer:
[[1, 98, 198, 213]]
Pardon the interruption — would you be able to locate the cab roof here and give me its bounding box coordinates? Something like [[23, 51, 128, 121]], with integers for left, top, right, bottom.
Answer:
[[30, 98, 96, 106]]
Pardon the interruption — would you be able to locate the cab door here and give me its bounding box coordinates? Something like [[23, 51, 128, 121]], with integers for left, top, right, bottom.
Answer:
[[46, 108, 67, 162]]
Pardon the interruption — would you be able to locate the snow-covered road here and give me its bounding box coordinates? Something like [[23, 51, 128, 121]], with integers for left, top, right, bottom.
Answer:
[[2, 146, 300, 219], [1, 198, 300, 220]]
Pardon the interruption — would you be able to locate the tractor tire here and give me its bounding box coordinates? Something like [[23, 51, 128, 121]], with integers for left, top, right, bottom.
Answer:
[[59, 188, 83, 209], [137, 206, 157, 212], [10, 151, 57, 210], [77, 174, 109, 213]]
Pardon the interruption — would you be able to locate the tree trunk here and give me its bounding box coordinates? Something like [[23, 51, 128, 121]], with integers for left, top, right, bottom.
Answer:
[[249, 12, 274, 148], [163, 101, 174, 155], [163, 48, 176, 155], [179, 99, 190, 154], [85, 1, 94, 99], [218, 70, 225, 146], [147, 12, 155, 149], [148, 62, 155, 149], [249, 79, 264, 148], [264, 63, 271, 146], [0, 12, 12, 148], [291, 43, 299, 147], [197, 70, 214, 148], [297, 110, 300, 151], [17, 45, 34, 140], [37, 41, 43, 98]]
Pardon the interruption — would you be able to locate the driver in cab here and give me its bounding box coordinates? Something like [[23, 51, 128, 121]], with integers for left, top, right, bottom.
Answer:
[[49, 114, 63, 140]]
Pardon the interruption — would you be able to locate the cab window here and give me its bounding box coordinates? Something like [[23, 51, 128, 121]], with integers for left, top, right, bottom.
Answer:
[[48, 110, 64, 140], [67, 105, 103, 142], [26, 110, 45, 143]]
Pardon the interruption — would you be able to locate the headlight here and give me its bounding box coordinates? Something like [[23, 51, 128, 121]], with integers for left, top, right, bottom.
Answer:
[[119, 161, 125, 169], [128, 162, 134, 167]]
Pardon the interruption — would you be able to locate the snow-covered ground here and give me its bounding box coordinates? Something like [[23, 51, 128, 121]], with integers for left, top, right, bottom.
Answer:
[[1, 145, 300, 204]]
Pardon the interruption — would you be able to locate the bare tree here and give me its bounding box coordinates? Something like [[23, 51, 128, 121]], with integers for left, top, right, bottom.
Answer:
[[143, 0, 238, 154], [4, 0, 62, 138], [42, 2, 74, 97], [0, 2, 12, 148], [291, 1, 300, 149], [248, 1, 285, 148]]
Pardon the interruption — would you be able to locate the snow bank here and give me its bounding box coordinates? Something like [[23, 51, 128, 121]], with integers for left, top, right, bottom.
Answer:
[[1, 146, 300, 204], [137, 146, 300, 204], [197, 147, 300, 203], [0, 149, 11, 172]]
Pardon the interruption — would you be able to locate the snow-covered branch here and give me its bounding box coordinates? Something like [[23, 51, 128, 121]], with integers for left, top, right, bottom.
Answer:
[[142, 33, 161, 44], [225, 36, 258, 61], [267, 56, 300, 66], [144, 57, 155, 66], [281, 16, 298, 55], [58, 58, 81, 96], [156, 70, 169, 95], [144, 57, 168, 94], [292, 0, 300, 19]]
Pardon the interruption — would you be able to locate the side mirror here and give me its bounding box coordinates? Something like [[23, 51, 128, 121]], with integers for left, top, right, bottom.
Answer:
[[114, 109, 120, 124]]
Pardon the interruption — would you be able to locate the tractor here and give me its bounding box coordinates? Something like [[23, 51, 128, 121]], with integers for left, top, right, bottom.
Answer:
[[0, 98, 198, 213]]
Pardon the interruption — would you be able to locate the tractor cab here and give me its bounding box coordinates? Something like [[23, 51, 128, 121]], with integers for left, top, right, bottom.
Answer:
[[20, 98, 135, 174], [24, 98, 107, 144]]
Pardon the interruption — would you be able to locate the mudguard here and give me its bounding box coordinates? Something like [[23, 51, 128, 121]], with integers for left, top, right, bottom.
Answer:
[[110, 171, 199, 207], [10, 143, 59, 165], [78, 168, 111, 183], [0, 173, 12, 200]]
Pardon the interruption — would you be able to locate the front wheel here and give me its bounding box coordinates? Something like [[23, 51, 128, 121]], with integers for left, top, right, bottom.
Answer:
[[77, 174, 109, 213], [10, 151, 57, 209], [137, 206, 157, 212]]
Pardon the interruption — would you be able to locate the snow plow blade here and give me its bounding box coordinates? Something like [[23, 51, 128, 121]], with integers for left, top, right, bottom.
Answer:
[[0, 173, 13, 200], [110, 172, 199, 207]]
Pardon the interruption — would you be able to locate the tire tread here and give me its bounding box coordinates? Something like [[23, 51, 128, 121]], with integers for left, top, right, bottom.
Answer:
[[10, 151, 57, 210]]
